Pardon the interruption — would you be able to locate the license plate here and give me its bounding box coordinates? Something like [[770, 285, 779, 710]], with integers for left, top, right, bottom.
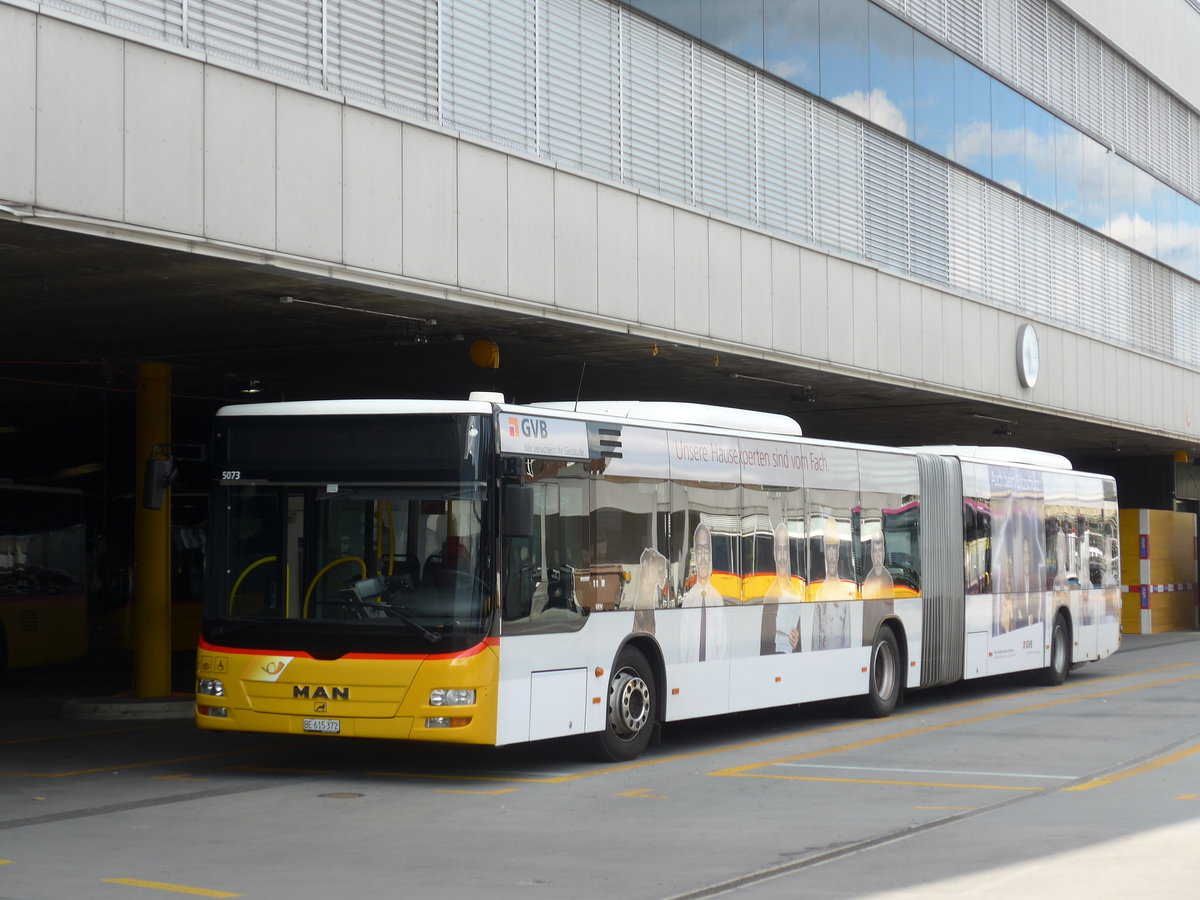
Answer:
[[303, 717, 341, 734]]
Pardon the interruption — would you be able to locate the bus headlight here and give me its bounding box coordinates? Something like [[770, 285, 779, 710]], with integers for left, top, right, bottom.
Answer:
[[429, 688, 475, 706], [197, 678, 225, 697]]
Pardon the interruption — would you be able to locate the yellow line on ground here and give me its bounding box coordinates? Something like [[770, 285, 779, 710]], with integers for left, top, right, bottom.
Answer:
[[728, 773, 1044, 791], [0, 746, 277, 779], [102, 878, 240, 897], [431, 787, 518, 795], [0, 724, 171, 746], [1064, 741, 1200, 792], [0, 860, 12, 865], [617, 787, 669, 798], [712, 672, 1200, 781]]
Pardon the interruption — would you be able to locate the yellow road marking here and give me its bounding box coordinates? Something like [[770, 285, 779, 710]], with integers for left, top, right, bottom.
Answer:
[[0, 724, 170, 746], [0, 860, 12, 865], [617, 787, 669, 798], [0, 746, 276, 779], [1064, 741, 1200, 792], [734, 774, 1043, 791], [1176, 794, 1198, 800], [102, 878, 240, 897], [432, 787, 518, 795]]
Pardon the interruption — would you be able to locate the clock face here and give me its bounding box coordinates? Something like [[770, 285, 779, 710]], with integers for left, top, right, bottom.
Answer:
[[1017, 324, 1039, 388]]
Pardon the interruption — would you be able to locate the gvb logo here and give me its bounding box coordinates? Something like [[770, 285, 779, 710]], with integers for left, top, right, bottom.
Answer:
[[508, 416, 549, 439]]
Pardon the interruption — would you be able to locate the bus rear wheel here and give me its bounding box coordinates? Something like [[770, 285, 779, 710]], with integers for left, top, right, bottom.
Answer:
[[591, 646, 656, 762], [862, 624, 900, 718], [1039, 612, 1071, 686]]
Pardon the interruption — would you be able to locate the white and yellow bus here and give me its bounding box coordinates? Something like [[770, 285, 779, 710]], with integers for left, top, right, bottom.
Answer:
[[195, 395, 1121, 760]]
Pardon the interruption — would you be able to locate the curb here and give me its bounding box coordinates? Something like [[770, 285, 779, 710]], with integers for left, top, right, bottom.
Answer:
[[62, 695, 195, 721]]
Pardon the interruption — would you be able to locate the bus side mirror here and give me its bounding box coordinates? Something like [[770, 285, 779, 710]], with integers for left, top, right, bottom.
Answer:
[[143, 455, 177, 511], [503, 484, 534, 538]]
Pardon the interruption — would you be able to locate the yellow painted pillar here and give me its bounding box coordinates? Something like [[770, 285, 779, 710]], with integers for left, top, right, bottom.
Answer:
[[134, 362, 172, 697]]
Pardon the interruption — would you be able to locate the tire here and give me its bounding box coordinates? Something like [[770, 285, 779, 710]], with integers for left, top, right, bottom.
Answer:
[[591, 646, 656, 762], [862, 624, 900, 718], [1038, 612, 1071, 686]]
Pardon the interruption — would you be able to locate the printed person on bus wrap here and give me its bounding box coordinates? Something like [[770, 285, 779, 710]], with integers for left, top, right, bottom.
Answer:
[[762, 520, 803, 654], [679, 522, 728, 663], [810, 516, 855, 650], [860, 522, 894, 645], [631, 546, 668, 636]]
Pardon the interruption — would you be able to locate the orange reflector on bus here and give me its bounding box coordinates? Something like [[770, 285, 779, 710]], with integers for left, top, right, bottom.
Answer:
[[595, 667, 604, 678]]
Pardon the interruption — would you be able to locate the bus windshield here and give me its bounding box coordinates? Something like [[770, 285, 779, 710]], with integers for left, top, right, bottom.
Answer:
[[204, 413, 493, 655]]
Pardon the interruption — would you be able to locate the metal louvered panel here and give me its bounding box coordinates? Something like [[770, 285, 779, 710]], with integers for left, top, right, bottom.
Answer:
[[695, 55, 756, 223], [811, 106, 863, 257], [1074, 26, 1103, 140], [1015, 0, 1047, 106], [541, 0, 620, 180], [1100, 46, 1128, 157], [441, 0, 535, 150], [105, 0, 185, 43], [758, 84, 814, 246], [907, 150, 949, 284], [916, 453, 964, 689], [986, 189, 1021, 311], [863, 129, 909, 271], [947, 168, 986, 299], [1018, 203, 1051, 317], [1049, 217, 1079, 323], [192, 0, 322, 84], [982, 0, 1018, 83], [622, 16, 692, 204], [1126, 68, 1151, 165], [1043, 3, 1077, 125], [327, 0, 436, 117], [946, 0, 983, 63]]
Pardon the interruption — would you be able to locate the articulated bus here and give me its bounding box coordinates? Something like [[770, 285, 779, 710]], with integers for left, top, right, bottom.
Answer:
[[195, 395, 1120, 760]]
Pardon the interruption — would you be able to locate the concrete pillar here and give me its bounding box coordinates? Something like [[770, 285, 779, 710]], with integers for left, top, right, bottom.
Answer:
[[134, 362, 172, 697]]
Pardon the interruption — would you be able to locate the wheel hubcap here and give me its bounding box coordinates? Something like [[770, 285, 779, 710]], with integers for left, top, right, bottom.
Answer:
[[609, 668, 650, 738]]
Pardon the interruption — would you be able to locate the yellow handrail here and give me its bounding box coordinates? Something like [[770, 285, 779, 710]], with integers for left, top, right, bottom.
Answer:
[[302, 556, 367, 618], [229, 556, 291, 616]]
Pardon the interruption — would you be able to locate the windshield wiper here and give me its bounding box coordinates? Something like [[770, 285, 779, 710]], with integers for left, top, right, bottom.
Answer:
[[366, 600, 443, 644]]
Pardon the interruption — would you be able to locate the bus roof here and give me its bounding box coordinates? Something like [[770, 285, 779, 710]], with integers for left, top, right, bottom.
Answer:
[[907, 445, 1074, 470], [528, 400, 803, 436]]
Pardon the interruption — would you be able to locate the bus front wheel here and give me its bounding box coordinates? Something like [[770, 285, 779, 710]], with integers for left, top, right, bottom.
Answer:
[[592, 646, 656, 762], [862, 624, 900, 717]]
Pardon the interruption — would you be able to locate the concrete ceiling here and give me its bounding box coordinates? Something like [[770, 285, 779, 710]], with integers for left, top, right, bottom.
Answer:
[[0, 218, 1187, 487]]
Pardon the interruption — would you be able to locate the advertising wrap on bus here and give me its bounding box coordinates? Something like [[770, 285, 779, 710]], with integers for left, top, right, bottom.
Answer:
[[194, 397, 1119, 761]]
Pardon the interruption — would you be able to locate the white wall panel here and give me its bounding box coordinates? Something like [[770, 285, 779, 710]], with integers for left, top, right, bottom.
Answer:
[[553, 172, 599, 314], [740, 232, 772, 351], [875, 272, 901, 376], [920, 286, 944, 386], [596, 185, 638, 323], [1065, 331, 1084, 415], [977, 306, 1000, 395], [940, 294, 963, 389], [0, 6, 36, 204], [960, 301, 982, 394], [1042, 326, 1063, 410], [507, 158, 554, 304], [277, 89, 342, 260], [797, 248, 827, 362], [124, 45, 203, 235], [897, 279, 922, 382], [203, 68, 276, 247], [635, 198, 674, 329], [825, 257, 853, 366], [851, 265, 877, 372], [36, 19, 124, 220], [456, 143, 508, 295], [673, 210, 709, 336], [769, 239, 801, 356], [342, 107, 403, 273], [401, 125, 457, 285], [707, 220, 741, 342]]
